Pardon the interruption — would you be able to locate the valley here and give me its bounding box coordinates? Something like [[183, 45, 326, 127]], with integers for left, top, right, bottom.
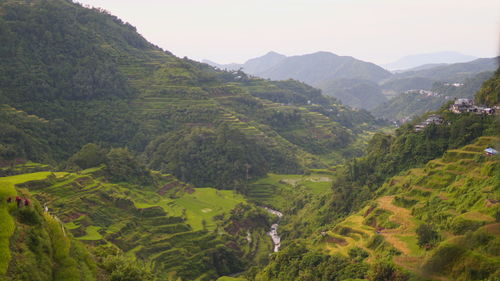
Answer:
[[0, 0, 499, 281]]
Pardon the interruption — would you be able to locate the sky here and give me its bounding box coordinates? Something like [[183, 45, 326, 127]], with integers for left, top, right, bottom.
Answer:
[[76, 0, 500, 65]]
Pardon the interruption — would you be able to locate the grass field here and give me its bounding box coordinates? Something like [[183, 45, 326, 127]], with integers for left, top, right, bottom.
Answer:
[[0, 171, 67, 185], [247, 173, 333, 209], [175, 188, 245, 230]]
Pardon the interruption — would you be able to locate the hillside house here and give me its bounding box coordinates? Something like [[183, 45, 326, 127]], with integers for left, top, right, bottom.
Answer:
[[450, 99, 497, 115], [414, 114, 443, 132], [484, 148, 498, 156], [450, 99, 473, 113]]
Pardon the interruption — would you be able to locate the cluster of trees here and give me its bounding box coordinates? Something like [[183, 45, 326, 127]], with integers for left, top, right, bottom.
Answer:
[[254, 241, 411, 281], [69, 143, 151, 184], [144, 126, 274, 189]]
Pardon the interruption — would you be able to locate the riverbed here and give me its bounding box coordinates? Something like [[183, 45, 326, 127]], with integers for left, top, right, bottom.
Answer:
[[263, 207, 283, 252]]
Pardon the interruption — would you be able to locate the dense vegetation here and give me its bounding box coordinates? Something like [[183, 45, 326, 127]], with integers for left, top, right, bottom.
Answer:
[[0, 0, 498, 280], [253, 66, 500, 281], [0, 0, 381, 189], [476, 68, 500, 106]]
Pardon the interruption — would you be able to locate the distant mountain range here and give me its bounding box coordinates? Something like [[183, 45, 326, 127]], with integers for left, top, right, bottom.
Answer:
[[382, 51, 477, 71], [204, 52, 498, 111], [204, 51, 392, 109]]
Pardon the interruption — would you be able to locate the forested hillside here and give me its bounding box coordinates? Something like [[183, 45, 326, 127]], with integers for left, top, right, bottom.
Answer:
[[251, 66, 500, 281], [0, 0, 498, 281], [0, 0, 383, 280], [0, 0, 379, 188]]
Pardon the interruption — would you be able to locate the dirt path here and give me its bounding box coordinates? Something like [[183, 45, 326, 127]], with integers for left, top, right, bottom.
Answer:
[[376, 196, 415, 255]]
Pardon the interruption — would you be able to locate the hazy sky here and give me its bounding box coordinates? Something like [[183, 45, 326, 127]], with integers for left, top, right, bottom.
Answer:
[[76, 0, 499, 64]]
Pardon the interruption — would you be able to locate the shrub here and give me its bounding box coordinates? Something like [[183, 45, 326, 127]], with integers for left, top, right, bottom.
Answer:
[[368, 260, 409, 281], [102, 255, 156, 281], [450, 217, 484, 235], [416, 224, 440, 249], [348, 247, 369, 262], [18, 208, 41, 225]]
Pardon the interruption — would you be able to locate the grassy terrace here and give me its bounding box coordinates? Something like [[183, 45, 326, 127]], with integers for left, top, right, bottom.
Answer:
[[0, 169, 250, 280], [318, 136, 500, 280], [247, 173, 333, 210]]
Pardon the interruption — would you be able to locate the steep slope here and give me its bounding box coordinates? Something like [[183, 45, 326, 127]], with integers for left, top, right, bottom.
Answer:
[[319, 78, 387, 110], [0, 166, 273, 280], [0, 177, 99, 281], [252, 72, 499, 280], [316, 136, 500, 281], [373, 71, 494, 121], [475, 68, 500, 106], [205, 51, 393, 110], [0, 0, 380, 188]]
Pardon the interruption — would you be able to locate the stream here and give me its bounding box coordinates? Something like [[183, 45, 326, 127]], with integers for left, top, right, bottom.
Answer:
[[262, 207, 283, 252]]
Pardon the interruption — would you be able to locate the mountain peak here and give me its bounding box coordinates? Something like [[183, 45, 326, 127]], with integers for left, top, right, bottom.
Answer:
[[264, 51, 285, 57]]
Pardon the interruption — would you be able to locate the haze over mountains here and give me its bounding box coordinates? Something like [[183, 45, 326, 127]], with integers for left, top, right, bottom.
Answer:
[[1, 1, 499, 281], [204, 52, 498, 111], [383, 51, 477, 71]]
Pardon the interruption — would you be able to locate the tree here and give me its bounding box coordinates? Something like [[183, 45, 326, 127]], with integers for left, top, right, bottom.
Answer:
[[68, 143, 106, 169], [106, 148, 151, 184]]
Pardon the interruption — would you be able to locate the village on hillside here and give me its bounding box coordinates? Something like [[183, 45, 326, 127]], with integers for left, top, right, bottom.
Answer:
[[413, 98, 499, 132], [450, 98, 498, 115]]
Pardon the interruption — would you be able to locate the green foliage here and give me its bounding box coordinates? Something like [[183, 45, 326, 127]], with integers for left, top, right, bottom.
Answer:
[[450, 217, 485, 235], [348, 247, 369, 262], [102, 255, 156, 281], [367, 260, 409, 281], [17, 208, 41, 226], [68, 143, 106, 169], [145, 126, 272, 189], [475, 68, 500, 106], [415, 224, 440, 249], [105, 148, 151, 184], [256, 241, 369, 281]]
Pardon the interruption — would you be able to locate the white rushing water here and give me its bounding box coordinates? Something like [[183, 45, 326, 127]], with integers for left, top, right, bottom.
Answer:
[[263, 207, 283, 252]]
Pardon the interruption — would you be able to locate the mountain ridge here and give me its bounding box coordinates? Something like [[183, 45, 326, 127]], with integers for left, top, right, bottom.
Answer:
[[383, 51, 478, 71]]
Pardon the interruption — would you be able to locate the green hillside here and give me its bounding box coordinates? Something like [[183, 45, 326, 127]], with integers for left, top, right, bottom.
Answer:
[[0, 177, 98, 281], [0, 166, 274, 280], [0, 0, 380, 188], [255, 136, 499, 281], [0, 0, 498, 281]]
